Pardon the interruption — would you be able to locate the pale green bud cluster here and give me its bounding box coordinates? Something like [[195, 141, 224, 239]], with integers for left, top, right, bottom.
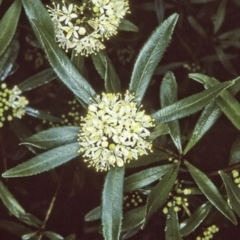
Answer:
[[196, 225, 219, 240], [124, 191, 144, 209], [0, 83, 28, 127], [78, 91, 155, 171], [47, 0, 129, 56], [232, 170, 240, 188]]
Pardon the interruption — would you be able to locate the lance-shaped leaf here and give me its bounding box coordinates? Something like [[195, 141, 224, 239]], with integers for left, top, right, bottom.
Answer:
[[43, 231, 64, 240], [148, 122, 169, 141], [126, 148, 169, 168], [18, 68, 56, 92], [102, 167, 124, 240], [124, 164, 173, 192], [143, 162, 179, 227], [183, 102, 222, 154], [180, 201, 212, 237], [185, 161, 237, 224], [184, 75, 240, 153], [0, 0, 21, 57], [214, 0, 227, 34], [21, 0, 54, 39], [160, 71, 182, 153], [230, 135, 240, 164], [152, 81, 234, 123], [85, 206, 101, 222], [187, 16, 207, 39], [91, 50, 120, 93], [129, 13, 178, 105], [22, 127, 79, 150], [71, 53, 85, 75], [25, 107, 61, 122], [31, 20, 96, 106], [189, 73, 240, 130], [2, 142, 80, 178], [219, 171, 240, 217], [165, 205, 182, 240], [122, 206, 145, 232], [118, 19, 139, 32]]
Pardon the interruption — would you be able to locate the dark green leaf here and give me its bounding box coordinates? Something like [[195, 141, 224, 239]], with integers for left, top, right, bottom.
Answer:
[[0, 221, 37, 239], [0, 0, 21, 57], [129, 13, 178, 105], [189, 74, 240, 130], [187, 16, 207, 39], [183, 102, 221, 154], [85, 206, 101, 222], [91, 50, 120, 93], [152, 81, 234, 123], [0, 180, 25, 217], [64, 234, 76, 240], [31, 21, 96, 106], [230, 135, 240, 164], [154, 0, 165, 24], [160, 71, 182, 153], [219, 171, 240, 217], [148, 123, 169, 141], [21, 0, 54, 39], [165, 205, 182, 240], [214, 46, 237, 76], [18, 68, 56, 92], [2, 142, 80, 177], [124, 164, 173, 192], [118, 19, 139, 32], [22, 232, 38, 240], [0, 39, 19, 81], [180, 202, 212, 237], [185, 161, 237, 224], [71, 53, 85, 76], [22, 126, 79, 150], [25, 107, 61, 122], [122, 206, 145, 232], [214, 0, 227, 34], [43, 231, 64, 240], [126, 148, 169, 168], [143, 163, 179, 227], [102, 167, 124, 240]]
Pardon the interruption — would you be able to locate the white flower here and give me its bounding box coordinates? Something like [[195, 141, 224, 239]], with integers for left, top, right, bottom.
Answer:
[[78, 91, 155, 171]]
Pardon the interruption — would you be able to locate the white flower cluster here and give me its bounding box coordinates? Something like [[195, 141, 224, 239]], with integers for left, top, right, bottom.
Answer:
[[0, 84, 29, 127], [47, 0, 130, 56], [78, 91, 155, 171]]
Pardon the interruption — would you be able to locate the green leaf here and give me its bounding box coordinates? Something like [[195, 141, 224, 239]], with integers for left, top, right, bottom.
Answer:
[[129, 13, 178, 105], [31, 20, 96, 106], [160, 71, 182, 153], [43, 231, 64, 240], [126, 148, 169, 168], [118, 19, 139, 32], [219, 171, 240, 217], [22, 126, 79, 150], [143, 163, 179, 227], [165, 205, 182, 240], [124, 164, 173, 193], [0, 221, 37, 239], [230, 135, 240, 164], [64, 234, 76, 240], [0, 0, 21, 57], [214, 0, 227, 34], [21, 0, 54, 39], [22, 232, 38, 240], [152, 81, 234, 123], [71, 52, 85, 76], [18, 68, 56, 92], [2, 142, 80, 178], [187, 16, 207, 39], [189, 73, 240, 130], [91, 50, 121, 93], [0, 39, 19, 81], [85, 206, 101, 222], [148, 123, 169, 141], [183, 102, 221, 154], [185, 161, 237, 224], [102, 167, 124, 240], [180, 202, 212, 237], [25, 107, 61, 122], [0, 180, 25, 217], [122, 206, 145, 232]]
